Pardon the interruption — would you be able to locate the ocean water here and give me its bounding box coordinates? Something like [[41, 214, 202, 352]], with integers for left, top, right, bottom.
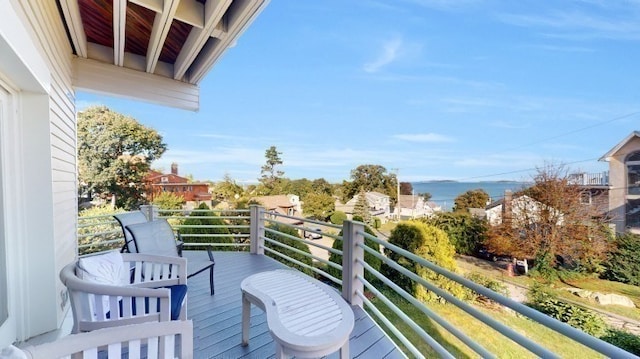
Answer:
[[411, 181, 530, 211]]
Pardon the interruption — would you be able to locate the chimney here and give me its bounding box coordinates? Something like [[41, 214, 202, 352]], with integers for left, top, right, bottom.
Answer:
[[503, 190, 512, 224], [171, 163, 178, 175]]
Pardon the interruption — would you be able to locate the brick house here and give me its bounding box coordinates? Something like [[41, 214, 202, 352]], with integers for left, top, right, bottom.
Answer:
[[145, 163, 211, 203]]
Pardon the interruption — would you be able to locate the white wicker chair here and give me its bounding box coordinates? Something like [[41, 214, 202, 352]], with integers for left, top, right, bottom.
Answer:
[[21, 320, 193, 359], [60, 252, 187, 333]]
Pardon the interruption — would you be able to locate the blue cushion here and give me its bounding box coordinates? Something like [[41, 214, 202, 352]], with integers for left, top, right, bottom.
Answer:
[[107, 284, 187, 320]]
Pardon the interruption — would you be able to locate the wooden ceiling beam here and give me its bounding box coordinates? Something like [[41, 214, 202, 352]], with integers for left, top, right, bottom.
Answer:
[[173, 0, 231, 80], [145, 0, 181, 73], [58, 0, 88, 58], [130, 0, 204, 28], [113, 0, 127, 66], [190, 0, 268, 83]]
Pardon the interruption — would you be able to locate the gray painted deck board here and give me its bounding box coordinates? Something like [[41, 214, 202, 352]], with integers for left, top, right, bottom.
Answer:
[[182, 251, 403, 359]]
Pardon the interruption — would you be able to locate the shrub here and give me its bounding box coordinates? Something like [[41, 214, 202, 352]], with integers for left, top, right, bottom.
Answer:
[[327, 224, 382, 285], [599, 329, 640, 356], [601, 233, 640, 286], [421, 212, 487, 255], [330, 211, 347, 225], [178, 203, 233, 251], [526, 284, 607, 337], [264, 223, 313, 275], [78, 205, 126, 255], [152, 192, 185, 210], [380, 221, 467, 303]]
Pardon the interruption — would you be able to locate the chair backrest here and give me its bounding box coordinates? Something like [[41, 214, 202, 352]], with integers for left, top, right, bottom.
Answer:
[[113, 211, 149, 253], [126, 219, 180, 257], [21, 320, 193, 359]]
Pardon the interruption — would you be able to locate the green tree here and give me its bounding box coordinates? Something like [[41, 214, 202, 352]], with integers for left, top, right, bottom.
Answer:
[[601, 233, 640, 285], [330, 211, 347, 225], [285, 178, 313, 198], [342, 164, 397, 205], [353, 191, 371, 224], [453, 189, 490, 213], [422, 212, 488, 255], [327, 221, 382, 285], [179, 203, 233, 250], [312, 178, 333, 195], [400, 182, 413, 195], [212, 174, 244, 203], [259, 146, 284, 194], [302, 192, 335, 220], [264, 223, 312, 275], [421, 192, 432, 202], [78, 106, 166, 209], [381, 221, 467, 303], [152, 192, 185, 211]]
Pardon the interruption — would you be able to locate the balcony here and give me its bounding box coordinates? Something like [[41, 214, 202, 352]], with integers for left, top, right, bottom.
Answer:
[[568, 171, 609, 186], [73, 206, 632, 358]]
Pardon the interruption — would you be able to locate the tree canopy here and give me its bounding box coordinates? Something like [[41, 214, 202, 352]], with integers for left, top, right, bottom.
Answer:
[[453, 189, 490, 213], [342, 164, 397, 204], [78, 106, 166, 209], [400, 182, 413, 195], [258, 146, 284, 194], [302, 192, 335, 220]]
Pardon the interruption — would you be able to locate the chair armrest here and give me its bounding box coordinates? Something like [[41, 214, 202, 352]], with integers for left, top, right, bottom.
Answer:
[[121, 253, 187, 286]]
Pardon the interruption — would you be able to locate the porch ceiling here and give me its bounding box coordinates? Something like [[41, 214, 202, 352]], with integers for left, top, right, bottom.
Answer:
[[57, 0, 268, 110]]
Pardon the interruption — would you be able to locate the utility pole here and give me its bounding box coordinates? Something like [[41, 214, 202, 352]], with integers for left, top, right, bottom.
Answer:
[[391, 168, 400, 220]]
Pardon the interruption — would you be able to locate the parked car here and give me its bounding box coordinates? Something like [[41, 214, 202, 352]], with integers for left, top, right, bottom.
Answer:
[[305, 228, 323, 240], [477, 248, 511, 262]]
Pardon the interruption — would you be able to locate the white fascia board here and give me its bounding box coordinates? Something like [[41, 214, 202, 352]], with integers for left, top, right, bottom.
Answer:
[[58, 0, 87, 58], [73, 57, 200, 111], [0, 1, 50, 93]]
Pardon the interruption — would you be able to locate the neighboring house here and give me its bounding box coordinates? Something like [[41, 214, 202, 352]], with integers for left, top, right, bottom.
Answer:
[[251, 195, 303, 225], [145, 163, 211, 203], [600, 131, 640, 234], [485, 191, 562, 227], [0, 0, 267, 347], [396, 195, 441, 219], [568, 171, 610, 219], [341, 191, 391, 222]]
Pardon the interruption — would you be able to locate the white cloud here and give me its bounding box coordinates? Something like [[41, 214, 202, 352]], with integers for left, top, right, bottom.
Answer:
[[363, 36, 403, 73], [393, 133, 454, 143]]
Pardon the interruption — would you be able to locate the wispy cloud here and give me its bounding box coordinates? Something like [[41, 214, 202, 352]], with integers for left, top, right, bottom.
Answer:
[[363, 36, 404, 73], [393, 133, 454, 143]]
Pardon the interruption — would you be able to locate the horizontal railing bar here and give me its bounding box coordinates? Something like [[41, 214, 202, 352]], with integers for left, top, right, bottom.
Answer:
[[356, 290, 421, 359], [358, 257, 495, 359], [262, 226, 341, 255], [77, 229, 121, 239], [261, 245, 340, 285], [174, 225, 249, 229], [362, 232, 633, 358], [181, 242, 249, 248], [78, 238, 123, 249], [262, 236, 341, 271], [267, 212, 342, 230]]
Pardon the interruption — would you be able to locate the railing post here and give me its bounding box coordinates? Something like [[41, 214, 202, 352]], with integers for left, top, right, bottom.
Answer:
[[342, 220, 364, 307], [250, 205, 264, 255], [139, 204, 158, 221]]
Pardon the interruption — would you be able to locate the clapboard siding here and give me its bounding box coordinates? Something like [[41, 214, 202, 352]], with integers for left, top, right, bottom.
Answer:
[[182, 252, 405, 359]]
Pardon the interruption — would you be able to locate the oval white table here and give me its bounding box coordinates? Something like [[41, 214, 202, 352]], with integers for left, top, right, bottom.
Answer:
[[241, 269, 355, 359]]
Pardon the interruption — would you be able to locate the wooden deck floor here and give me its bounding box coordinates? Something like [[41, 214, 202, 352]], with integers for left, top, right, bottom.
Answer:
[[182, 251, 404, 359]]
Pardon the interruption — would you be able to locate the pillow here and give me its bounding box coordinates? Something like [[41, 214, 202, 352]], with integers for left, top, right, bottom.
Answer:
[[0, 345, 28, 359], [77, 251, 127, 318]]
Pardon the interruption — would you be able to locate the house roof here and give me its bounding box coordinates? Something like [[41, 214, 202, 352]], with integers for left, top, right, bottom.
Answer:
[[599, 131, 640, 161], [58, 0, 268, 110], [251, 195, 296, 210], [398, 195, 420, 209]]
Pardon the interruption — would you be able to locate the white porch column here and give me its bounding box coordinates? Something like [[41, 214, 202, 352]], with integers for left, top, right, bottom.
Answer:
[[342, 220, 364, 307], [139, 205, 158, 221], [250, 205, 264, 255]]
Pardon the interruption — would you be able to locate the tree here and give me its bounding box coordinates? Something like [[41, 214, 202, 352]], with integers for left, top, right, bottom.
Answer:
[[485, 165, 611, 276], [312, 178, 333, 195], [353, 191, 371, 224], [422, 212, 488, 255], [259, 146, 284, 194], [342, 164, 397, 205], [212, 174, 244, 203], [78, 106, 166, 209], [179, 203, 233, 250], [400, 182, 413, 195], [152, 192, 185, 211], [601, 233, 640, 285], [421, 192, 432, 202], [453, 189, 490, 213], [380, 221, 467, 303], [330, 211, 347, 225], [302, 192, 335, 220]]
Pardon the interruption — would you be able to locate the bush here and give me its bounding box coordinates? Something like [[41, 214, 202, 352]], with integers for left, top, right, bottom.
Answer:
[[327, 224, 382, 285], [601, 233, 640, 286], [78, 206, 126, 255], [526, 284, 607, 337], [380, 221, 467, 303], [264, 223, 313, 275], [330, 211, 347, 225], [421, 212, 487, 255], [178, 203, 233, 251], [599, 329, 640, 356]]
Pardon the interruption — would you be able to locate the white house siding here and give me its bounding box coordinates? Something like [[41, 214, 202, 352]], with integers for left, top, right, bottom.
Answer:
[[607, 137, 640, 233], [1, 0, 77, 345]]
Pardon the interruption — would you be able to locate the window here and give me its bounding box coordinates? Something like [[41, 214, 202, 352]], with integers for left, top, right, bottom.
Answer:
[[161, 176, 168, 183], [627, 151, 640, 195], [580, 191, 592, 205]]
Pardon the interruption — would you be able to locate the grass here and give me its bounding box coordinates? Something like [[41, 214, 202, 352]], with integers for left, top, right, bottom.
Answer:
[[369, 289, 605, 358]]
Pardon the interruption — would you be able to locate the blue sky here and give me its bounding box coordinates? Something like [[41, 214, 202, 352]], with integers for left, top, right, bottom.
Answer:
[[77, 0, 640, 184]]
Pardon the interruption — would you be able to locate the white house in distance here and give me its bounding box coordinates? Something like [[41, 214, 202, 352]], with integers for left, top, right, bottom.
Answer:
[[337, 191, 391, 222], [485, 190, 562, 227], [250, 194, 303, 224], [0, 0, 268, 347], [396, 194, 442, 219]]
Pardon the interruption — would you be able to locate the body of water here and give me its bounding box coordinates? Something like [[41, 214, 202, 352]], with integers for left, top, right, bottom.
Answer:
[[411, 181, 531, 211]]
